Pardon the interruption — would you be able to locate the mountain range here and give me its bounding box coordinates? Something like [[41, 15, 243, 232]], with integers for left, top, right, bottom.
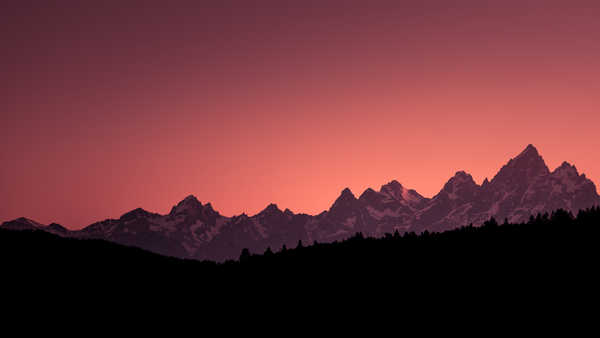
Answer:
[[3, 145, 599, 261]]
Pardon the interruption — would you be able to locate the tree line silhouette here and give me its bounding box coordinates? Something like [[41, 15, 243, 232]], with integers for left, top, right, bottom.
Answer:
[[2, 207, 599, 300], [232, 207, 599, 276]]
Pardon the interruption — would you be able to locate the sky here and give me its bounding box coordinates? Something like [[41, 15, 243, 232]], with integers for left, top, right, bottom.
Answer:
[[2, 0, 600, 229]]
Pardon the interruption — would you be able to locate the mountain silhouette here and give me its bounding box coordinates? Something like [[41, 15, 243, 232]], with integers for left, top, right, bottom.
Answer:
[[3, 145, 599, 261]]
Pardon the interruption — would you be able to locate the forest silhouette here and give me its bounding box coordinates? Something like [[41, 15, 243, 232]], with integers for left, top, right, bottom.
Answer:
[[3, 206, 598, 302]]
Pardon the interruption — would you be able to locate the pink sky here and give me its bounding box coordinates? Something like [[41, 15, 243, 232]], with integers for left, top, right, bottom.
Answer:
[[2, 1, 600, 229]]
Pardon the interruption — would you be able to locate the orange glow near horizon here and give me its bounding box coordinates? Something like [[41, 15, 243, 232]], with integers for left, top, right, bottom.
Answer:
[[2, 1, 600, 229]]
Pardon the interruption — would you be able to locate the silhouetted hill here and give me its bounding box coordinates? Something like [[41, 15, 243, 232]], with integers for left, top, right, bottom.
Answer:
[[0, 228, 212, 277]]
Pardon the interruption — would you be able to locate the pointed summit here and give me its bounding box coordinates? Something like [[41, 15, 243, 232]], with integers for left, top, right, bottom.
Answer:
[[378, 179, 425, 205], [481, 177, 490, 189], [439, 171, 478, 200], [517, 144, 539, 158], [512, 144, 545, 164], [454, 170, 471, 178], [492, 145, 549, 184], [325, 187, 364, 224], [332, 187, 358, 206], [120, 207, 154, 220], [283, 208, 294, 217], [445, 171, 476, 186], [183, 195, 200, 203], [557, 161, 577, 171], [560, 161, 573, 167], [380, 180, 405, 199], [510, 144, 544, 167], [380, 180, 403, 192], [359, 187, 378, 200], [260, 203, 281, 214], [329, 188, 358, 212], [553, 161, 579, 178], [339, 187, 356, 199], [204, 202, 215, 212], [170, 194, 204, 215]]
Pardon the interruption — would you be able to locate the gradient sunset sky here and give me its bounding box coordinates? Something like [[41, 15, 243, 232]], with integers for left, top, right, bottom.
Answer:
[[2, 0, 600, 229]]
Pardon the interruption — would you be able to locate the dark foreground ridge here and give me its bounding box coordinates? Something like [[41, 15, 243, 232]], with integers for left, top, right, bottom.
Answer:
[[3, 207, 599, 296]]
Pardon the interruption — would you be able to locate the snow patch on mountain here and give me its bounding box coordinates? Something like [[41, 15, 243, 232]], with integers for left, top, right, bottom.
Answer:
[[366, 206, 401, 220]]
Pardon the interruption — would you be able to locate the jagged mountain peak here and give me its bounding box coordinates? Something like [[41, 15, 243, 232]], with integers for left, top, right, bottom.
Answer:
[[204, 202, 214, 210], [380, 180, 406, 198], [512, 144, 545, 164], [436, 171, 479, 202], [518, 144, 540, 158], [338, 188, 356, 200], [179, 195, 202, 208], [492, 145, 550, 184], [260, 203, 282, 214], [444, 171, 477, 188], [170, 194, 204, 215], [329, 188, 359, 214], [453, 170, 472, 179], [550, 161, 596, 196], [183, 194, 199, 202], [359, 187, 379, 200], [380, 180, 403, 192], [120, 207, 154, 220], [554, 161, 578, 176], [342, 187, 354, 195], [380, 180, 410, 198], [511, 144, 546, 166]]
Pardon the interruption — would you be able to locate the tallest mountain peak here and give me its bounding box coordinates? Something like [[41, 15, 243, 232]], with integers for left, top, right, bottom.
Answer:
[[509, 144, 546, 166], [492, 144, 550, 184], [516, 144, 540, 159]]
